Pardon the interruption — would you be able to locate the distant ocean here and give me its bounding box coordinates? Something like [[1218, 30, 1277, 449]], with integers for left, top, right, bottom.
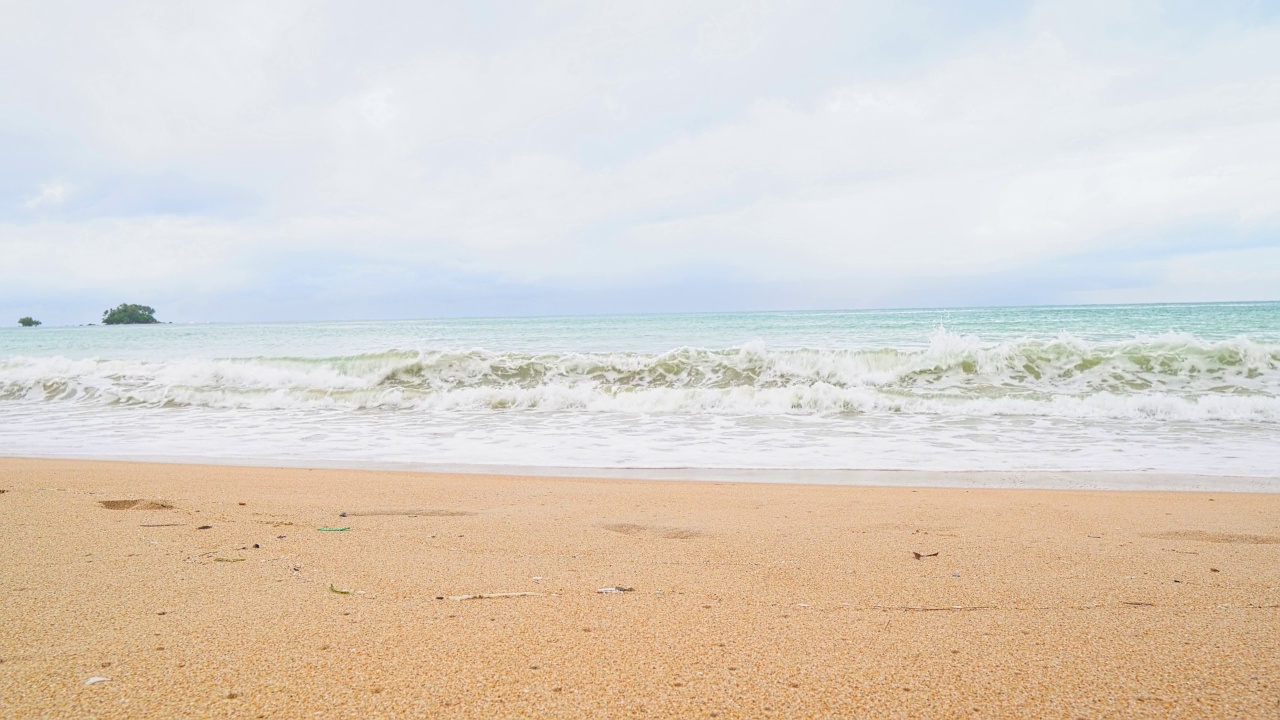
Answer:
[[2, 302, 1278, 489]]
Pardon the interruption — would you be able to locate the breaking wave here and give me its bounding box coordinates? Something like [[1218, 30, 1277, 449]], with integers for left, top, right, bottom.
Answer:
[[3, 331, 1278, 421]]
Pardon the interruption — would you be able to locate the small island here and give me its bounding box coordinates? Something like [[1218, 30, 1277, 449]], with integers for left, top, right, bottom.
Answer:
[[18, 316, 41, 327], [102, 304, 160, 325]]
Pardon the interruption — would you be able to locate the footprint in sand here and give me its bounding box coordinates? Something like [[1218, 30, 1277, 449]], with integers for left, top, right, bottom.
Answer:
[[601, 523, 703, 539], [1146, 530, 1280, 545], [99, 500, 174, 511]]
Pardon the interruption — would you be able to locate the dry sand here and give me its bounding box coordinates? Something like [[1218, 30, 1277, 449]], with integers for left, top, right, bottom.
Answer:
[[1, 458, 1277, 718]]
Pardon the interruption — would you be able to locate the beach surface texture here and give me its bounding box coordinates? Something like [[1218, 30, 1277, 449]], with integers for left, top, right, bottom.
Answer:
[[1, 458, 1277, 718]]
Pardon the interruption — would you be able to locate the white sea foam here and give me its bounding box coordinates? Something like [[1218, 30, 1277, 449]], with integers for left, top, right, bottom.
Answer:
[[5, 313, 1280, 480], [2, 331, 1277, 421]]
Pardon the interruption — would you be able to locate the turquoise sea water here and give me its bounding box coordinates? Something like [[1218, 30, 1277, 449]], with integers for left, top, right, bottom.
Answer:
[[2, 302, 1278, 488]]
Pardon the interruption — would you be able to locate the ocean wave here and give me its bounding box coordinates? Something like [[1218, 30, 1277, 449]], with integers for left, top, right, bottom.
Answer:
[[3, 331, 1278, 421]]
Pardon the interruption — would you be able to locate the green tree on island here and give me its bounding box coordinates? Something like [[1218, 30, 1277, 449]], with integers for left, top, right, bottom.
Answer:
[[18, 316, 41, 327], [102, 304, 159, 325]]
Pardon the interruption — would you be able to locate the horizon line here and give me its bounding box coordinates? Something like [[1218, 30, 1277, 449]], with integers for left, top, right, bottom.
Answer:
[[8, 298, 1278, 329]]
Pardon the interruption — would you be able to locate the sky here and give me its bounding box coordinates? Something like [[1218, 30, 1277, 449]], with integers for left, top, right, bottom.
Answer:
[[3, 0, 1280, 324]]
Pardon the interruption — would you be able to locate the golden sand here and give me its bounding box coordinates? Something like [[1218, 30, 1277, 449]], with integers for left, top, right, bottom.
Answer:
[[1, 458, 1277, 718]]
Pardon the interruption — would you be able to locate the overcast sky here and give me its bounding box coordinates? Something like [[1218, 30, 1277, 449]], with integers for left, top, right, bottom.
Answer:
[[3, 1, 1279, 324]]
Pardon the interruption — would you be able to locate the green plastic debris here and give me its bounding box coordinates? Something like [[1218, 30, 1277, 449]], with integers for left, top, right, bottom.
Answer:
[[317, 527, 351, 532], [329, 584, 353, 595]]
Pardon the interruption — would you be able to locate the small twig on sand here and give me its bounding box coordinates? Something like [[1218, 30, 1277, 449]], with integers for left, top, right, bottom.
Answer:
[[448, 592, 543, 601]]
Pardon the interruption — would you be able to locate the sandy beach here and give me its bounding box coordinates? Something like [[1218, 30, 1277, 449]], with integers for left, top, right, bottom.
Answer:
[[1, 458, 1277, 718]]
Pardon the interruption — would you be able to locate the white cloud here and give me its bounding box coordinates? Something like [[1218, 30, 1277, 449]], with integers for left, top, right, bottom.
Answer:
[[1074, 246, 1280, 304], [1, 1, 1278, 320], [697, 1, 774, 60], [23, 182, 69, 209]]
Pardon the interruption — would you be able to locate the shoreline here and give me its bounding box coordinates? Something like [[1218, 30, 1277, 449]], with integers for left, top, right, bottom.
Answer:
[[2, 457, 1277, 717], [4, 453, 1279, 493]]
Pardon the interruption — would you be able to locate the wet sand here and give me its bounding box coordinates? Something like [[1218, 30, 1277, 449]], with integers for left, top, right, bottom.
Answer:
[[1, 458, 1277, 718]]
